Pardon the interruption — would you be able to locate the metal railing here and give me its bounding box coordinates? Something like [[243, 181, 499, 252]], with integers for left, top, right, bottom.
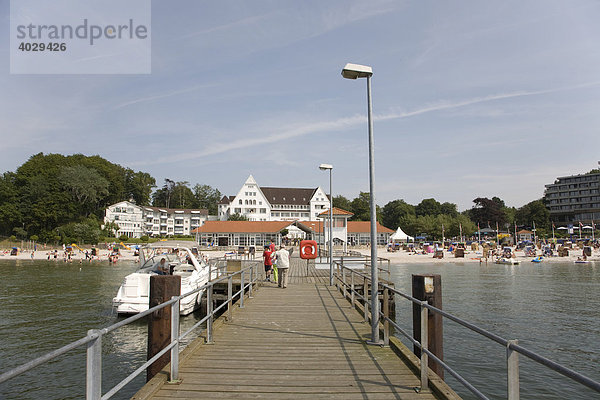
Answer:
[[0, 264, 260, 400], [335, 263, 600, 400]]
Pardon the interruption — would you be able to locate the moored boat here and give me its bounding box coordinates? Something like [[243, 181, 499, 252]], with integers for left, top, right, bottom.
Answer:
[[495, 257, 520, 265], [112, 241, 210, 315]]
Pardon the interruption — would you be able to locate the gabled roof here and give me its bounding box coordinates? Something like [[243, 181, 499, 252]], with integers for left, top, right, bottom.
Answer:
[[192, 221, 294, 234], [260, 187, 318, 205], [144, 206, 208, 215], [517, 229, 534, 234], [318, 207, 354, 217], [347, 221, 394, 234], [218, 195, 236, 205]]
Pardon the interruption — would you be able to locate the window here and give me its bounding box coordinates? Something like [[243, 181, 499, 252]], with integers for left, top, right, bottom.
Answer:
[[239, 199, 242, 204]]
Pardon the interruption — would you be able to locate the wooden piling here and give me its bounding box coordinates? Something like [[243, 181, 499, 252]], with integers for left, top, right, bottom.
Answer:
[[147, 275, 181, 382], [412, 274, 444, 379]]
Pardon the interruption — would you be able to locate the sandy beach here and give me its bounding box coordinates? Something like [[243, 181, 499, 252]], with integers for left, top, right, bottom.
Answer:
[[352, 246, 599, 264], [1, 245, 596, 265]]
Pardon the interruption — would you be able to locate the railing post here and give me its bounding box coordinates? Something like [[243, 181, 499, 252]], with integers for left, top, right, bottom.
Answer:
[[363, 278, 369, 322], [383, 286, 389, 346], [342, 268, 347, 298], [249, 266, 254, 298], [507, 339, 520, 400], [86, 329, 102, 400], [206, 284, 213, 344], [170, 297, 180, 382], [208, 261, 212, 281], [240, 270, 245, 308], [227, 275, 233, 322], [420, 301, 429, 392], [351, 272, 355, 309]]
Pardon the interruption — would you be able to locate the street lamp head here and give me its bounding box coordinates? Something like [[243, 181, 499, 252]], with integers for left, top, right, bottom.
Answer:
[[319, 163, 333, 170], [341, 63, 373, 79]]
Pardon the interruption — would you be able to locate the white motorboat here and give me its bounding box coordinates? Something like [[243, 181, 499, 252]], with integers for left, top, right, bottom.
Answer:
[[113, 241, 210, 315], [495, 257, 520, 265]]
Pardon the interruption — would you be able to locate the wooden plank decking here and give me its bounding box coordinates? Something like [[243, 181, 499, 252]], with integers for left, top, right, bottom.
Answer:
[[142, 257, 440, 400]]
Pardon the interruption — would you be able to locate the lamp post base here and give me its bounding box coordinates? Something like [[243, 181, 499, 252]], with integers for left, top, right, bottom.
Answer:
[[366, 339, 384, 347]]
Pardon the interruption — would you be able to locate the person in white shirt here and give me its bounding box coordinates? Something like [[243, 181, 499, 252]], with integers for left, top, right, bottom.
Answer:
[[273, 246, 290, 288]]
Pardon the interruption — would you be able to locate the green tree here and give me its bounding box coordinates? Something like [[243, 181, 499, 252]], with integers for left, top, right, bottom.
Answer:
[[468, 197, 507, 227], [350, 192, 369, 221], [228, 213, 248, 221], [126, 170, 156, 206], [415, 198, 442, 217], [153, 179, 176, 208], [58, 165, 110, 215], [332, 195, 352, 212], [193, 184, 222, 214], [440, 202, 459, 217], [0, 172, 21, 234], [381, 199, 415, 230], [515, 199, 550, 230]]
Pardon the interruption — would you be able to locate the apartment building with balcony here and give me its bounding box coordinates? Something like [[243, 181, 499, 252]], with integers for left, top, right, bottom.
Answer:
[[104, 201, 209, 238], [544, 171, 600, 225]]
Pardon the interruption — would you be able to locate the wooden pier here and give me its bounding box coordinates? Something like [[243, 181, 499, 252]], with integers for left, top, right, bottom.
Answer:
[[133, 257, 458, 400]]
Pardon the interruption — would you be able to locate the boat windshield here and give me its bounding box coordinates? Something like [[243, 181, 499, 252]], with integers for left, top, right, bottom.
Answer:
[[139, 253, 181, 272]]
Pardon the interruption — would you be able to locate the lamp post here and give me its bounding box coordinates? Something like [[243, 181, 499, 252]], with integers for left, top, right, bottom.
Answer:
[[319, 163, 334, 286], [341, 62, 381, 344]]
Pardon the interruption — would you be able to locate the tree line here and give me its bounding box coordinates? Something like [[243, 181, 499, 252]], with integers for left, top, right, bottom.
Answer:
[[0, 152, 555, 244], [334, 193, 551, 240], [0, 153, 220, 244]]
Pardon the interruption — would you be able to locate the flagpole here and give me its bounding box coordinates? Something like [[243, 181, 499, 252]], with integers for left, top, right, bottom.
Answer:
[[514, 222, 517, 246], [592, 220, 595, 241], [477, 223, 481, 243], [533, 220, 536, 244], [552, 223, 555, 242], [496, 221, 499, 245]]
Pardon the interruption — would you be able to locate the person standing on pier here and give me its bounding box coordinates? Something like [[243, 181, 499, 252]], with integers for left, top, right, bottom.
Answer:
[[274, 245, 290, 288], [262, 245, 274, 282]]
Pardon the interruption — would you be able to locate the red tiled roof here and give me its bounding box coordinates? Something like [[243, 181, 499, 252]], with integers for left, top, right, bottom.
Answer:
[[192, 221, 294, 234], [347, 221, 394, 234], [318, 207, 353, 217]]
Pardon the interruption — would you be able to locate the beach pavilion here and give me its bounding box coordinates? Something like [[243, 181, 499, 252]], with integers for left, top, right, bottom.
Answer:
[[192, 221, 314, 248]]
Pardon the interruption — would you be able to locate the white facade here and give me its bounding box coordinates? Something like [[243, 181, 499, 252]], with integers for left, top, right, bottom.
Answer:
[[104, 201, 145, 238], [105, 202, 208, 238], [218, 175, 330, 222]]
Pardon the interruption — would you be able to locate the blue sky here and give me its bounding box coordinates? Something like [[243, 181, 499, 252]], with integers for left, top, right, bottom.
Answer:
[[2, 0, 600, 211]]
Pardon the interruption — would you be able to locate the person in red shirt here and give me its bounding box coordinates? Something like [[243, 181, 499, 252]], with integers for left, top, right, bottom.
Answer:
[[262, 245, 274, 282], [269, 242, 275, 252]]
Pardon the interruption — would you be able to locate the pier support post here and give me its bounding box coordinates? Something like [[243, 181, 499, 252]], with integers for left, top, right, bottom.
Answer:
[[86, 329, 102, 400], [147, 275, 181, 382], [206, 284, 213, 344], [240, 270, 245, 308], [227, 275, 233, 322], [363, 278, 369, 322], [412, 274, 443, 379], [507, 339, 520, 400]]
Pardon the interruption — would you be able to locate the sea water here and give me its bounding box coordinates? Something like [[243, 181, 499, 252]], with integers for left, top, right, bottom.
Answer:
[[0, 259, 598, 399]]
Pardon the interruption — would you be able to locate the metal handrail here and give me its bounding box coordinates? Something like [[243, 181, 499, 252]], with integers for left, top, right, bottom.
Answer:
[[335, 262, 600, 398], [0, 263, 260, 400]]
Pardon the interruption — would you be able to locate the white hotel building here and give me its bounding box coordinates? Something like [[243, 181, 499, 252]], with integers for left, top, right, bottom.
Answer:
[[217, 175, 331, 222], [104, 201, 209, 238]]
